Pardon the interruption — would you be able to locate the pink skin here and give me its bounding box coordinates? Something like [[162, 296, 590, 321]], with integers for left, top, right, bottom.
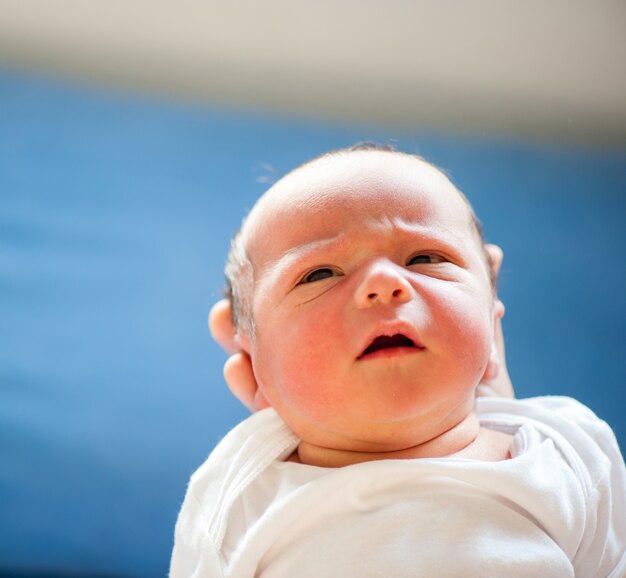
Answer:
[[233, 151, 504, 461]]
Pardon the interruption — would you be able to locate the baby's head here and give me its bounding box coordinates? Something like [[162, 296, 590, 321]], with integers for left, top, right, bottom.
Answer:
[[225, 145, 503, 454]]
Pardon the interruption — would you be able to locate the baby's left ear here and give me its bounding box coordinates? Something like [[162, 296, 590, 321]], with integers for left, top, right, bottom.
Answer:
[[482, 344, 500, 383], [481, 299, 505, 383], [492, 298, 505, 322], [485, 244, 504, 280]]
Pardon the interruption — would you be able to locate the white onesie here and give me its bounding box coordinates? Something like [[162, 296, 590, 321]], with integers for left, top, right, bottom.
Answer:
[[170, 396, 626, 577]]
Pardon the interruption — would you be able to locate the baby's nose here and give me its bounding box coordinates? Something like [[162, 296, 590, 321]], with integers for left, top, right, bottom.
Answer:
[[354, 261, 412, 309]]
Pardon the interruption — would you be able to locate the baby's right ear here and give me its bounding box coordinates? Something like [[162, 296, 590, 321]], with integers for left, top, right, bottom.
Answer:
[[223, 351, 269, 412], [234, 330, 252, 355], [208, 299, 239, 355]]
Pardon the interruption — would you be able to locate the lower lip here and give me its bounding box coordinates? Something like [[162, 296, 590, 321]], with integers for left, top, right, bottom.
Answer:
[[358, 346, 425, 361]]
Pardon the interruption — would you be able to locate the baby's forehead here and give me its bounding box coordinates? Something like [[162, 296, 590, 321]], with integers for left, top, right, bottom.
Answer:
[[243, 150, 474, 248]]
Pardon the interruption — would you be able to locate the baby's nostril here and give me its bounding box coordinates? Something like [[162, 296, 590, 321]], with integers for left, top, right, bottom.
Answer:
[[392, 289, 402, 297], [368, 293, 377, 300]]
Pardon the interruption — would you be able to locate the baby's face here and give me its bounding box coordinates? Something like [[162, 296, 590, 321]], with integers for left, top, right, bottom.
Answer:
[[239, 151, 500, 453]]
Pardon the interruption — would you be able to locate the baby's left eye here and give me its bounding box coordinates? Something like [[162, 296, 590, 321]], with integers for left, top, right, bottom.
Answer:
[[406, 254, 445, 265]]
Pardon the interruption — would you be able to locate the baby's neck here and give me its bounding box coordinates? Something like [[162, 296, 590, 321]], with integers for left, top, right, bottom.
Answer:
[[291, 411, 508, 468]]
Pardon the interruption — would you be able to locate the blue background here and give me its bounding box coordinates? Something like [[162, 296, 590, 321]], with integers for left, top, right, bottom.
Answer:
[[1, 71, 625, 577]]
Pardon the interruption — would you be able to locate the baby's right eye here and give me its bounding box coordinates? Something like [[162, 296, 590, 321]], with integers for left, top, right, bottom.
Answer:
[[299, 267, 337, 284]]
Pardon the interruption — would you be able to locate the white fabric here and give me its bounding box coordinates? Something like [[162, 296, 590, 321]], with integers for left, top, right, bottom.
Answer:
[[170, 396, 626, 577]]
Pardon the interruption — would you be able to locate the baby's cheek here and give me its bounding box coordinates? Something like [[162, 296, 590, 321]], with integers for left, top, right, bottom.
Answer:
[[255, 329, 342, 418], [428, 289, 492, 360], [432, 283, 491, 329], [278, 349, 345, 415]]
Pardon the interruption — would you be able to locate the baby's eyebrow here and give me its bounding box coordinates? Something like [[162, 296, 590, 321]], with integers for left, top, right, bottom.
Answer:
[[259, 222, 468, 284], [261, 235, 347, 282], [414, 224, 467, 249]]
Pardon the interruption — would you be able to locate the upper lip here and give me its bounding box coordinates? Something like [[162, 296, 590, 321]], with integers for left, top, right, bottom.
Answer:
[[357, 320, 425, 359]]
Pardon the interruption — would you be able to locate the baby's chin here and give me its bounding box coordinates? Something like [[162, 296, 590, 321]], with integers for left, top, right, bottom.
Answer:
[[284, 409, 480, 465], [291, 411, 482, 468]]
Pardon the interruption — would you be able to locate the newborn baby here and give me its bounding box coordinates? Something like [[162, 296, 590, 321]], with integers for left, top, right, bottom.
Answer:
[[170, 145, 626, 577]]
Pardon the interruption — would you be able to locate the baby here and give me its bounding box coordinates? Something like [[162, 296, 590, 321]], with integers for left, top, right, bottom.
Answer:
[[170, 145, 626, 577]]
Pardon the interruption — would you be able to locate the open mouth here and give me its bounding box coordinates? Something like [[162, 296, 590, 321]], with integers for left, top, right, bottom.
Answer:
[[358, 333, 421, 359]]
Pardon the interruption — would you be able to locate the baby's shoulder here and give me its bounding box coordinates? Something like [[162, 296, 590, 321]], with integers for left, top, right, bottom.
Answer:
[[477, 395, 610, 436], [477, 396, 624, 483]]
